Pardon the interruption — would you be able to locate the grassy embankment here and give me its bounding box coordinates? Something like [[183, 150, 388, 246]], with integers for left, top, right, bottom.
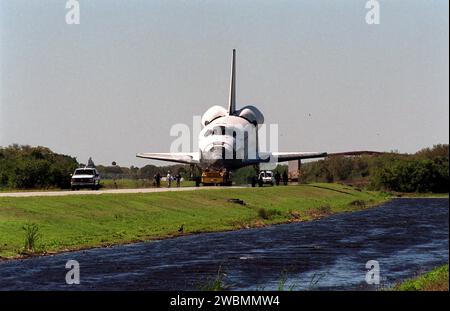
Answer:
[[393, 192, 449, 198], [0, 183, 389, 259], [392, 264, 449, 291]]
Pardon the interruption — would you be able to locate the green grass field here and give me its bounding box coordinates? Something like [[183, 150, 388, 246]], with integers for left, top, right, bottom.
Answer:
[[392, 264, 449, 291], [0, 183, 389, 259]]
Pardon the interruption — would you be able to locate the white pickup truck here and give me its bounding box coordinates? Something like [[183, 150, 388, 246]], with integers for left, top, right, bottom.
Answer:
[[258, 170, 275, 186], [71, 168, 101, 190]]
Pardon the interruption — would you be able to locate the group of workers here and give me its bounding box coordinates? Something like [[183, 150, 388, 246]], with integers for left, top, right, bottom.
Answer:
[[252, 170, 289, 187], [153, 171, 182, 188], [274, 171, 289, 186], [153, 170, 289, 188]]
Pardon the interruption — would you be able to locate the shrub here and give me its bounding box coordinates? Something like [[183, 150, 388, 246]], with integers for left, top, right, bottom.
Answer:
[[370, 158, 449, 193], [258, 208, 281, 220], [300, 144, 449, 193], [349, 200, 366, 208], [0, 145, 78, 189], [198, 266, 228, 291], [23, 223, 40, 252], [317, 204, 332, 214]]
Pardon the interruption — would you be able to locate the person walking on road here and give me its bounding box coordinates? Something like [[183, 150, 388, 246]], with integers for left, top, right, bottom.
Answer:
[[176, 173, 181, 187], [275, 171, 281, 186], [155, 172, 161, 188], [282, 171, 288, 186], [167, 171, 172, 188]]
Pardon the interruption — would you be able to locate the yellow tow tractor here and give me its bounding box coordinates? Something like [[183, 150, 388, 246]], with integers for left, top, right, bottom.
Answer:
[[200, 168, 232, 186]]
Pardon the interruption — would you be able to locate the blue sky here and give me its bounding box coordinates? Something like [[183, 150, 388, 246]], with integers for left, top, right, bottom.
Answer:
[[0, 0, 448, 166]]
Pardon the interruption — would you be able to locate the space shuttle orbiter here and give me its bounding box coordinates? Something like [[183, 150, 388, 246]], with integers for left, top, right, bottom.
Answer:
[[137, 50, 327, 170]]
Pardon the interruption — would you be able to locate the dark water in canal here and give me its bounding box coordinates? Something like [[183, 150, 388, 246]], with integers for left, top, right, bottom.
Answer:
[[0, 198, 448, 291]]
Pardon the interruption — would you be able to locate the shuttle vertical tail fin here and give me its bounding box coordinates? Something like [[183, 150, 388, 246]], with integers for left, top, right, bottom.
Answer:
[[228, 49, 236, 115]]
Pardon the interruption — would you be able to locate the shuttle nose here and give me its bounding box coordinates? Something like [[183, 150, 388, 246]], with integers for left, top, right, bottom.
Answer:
[[211, 145, 226, 160], [201, 142, 235, 170], [205, 143, 233, 160]]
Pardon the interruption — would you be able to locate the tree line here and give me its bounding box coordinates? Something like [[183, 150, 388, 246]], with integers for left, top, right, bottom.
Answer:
[[0, 145, 78, 189], [1, 144, 448, 193], [0, 145, 193, 189], [300, 144, 449, 193]]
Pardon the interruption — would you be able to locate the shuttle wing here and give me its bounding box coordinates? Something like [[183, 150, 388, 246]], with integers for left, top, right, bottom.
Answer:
[[136, 152, 200, 165], [262, 151, 327, 162]]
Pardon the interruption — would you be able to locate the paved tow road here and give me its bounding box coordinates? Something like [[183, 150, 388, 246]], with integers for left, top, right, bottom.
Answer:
[[0, 198, 447, 290], [0, 186, 244, 197]]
